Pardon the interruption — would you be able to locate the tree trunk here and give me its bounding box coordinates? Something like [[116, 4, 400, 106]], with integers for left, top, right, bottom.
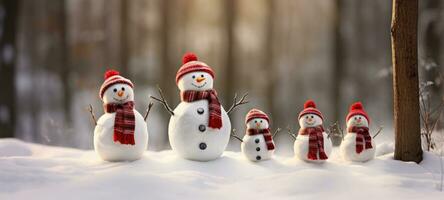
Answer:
[[331, 0, 344, 146], [0, 0, 19, 138], [391, 0, 423, 163]]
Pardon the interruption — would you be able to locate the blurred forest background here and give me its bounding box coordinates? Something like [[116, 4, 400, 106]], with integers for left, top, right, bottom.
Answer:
[[0, 0, 443, 153]]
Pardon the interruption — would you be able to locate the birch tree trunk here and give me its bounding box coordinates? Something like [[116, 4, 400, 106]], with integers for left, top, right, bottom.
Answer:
[[391, 0, 423, 163]]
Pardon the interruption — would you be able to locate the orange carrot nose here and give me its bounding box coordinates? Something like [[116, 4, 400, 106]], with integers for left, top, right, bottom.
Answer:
[[196, 77, 206, 83], [117, 91, 124, 97], [256, 122, 260, 127]]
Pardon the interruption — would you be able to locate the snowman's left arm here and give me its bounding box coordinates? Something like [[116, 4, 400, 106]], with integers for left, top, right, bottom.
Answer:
[[272, 128, 282, 139], [144, 101, 154, 121], [227, 93, 249, 115], [372, 126, 384, 139]]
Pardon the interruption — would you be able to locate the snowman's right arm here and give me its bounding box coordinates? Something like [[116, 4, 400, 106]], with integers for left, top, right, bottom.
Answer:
[[286, 126, 297, 140], [230, 129, 243, 142], [150, 86, 175, 116], [87, 104, 97, 126]]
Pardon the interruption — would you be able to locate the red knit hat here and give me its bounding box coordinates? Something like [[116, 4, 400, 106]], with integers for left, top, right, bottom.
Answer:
[[346, 102, 370, 124], [245, 109, 270, 124], [99, 70, 134, 99], [298, 100, 324, 120], [175, 52, 215, 84]]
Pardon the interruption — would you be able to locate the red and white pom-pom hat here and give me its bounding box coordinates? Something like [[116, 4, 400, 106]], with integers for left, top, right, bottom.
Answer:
[[245, 109, 270, 124], [175, 52, 215, 84], [99, 70, 134, 99], [298, 100, 324, 120], [346, 102, 370, 124]]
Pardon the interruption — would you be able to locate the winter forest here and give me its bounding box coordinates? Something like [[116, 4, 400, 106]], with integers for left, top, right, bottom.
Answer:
[[0, 0, 443, 199]]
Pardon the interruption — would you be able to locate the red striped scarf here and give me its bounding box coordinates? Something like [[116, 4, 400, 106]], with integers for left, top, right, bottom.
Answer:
[[181, 89, 222, 129], [298, 126, 328, 160], [104, 101, 136, 145], [246, 128, 275, 150], [348, 126, 373, 154]]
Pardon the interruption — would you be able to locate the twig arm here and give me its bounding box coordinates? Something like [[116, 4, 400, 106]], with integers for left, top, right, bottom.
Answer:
[[272, 128, 281, 139], [372, 126, 384, 139], [144, 101, 154, 121], [286, 126, 296, 140], [88, 104, 97, 126], [230, 129, 243, 142], [227, 93, 249, 115], [150, 86, 174, 116]]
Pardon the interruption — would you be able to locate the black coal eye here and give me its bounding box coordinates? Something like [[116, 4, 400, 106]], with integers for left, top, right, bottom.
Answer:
[[254, 120, 257, 123], [113, 88, 117, 92], [358, 117, 361, 119], [201, 74, 204, 77], [192, 75, 196, 79], [121, 87, 125, 91], [354, 117, 357, 120], [306, 116, 309, 119], [311, 116, 314, 118], [260, 120, 263, 123]]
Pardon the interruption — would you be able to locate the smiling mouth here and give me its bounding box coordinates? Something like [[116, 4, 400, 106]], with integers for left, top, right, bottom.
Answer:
[[306, 121, 315, 125], [192, 82, 207, 88], [113, 95, 130, 103]]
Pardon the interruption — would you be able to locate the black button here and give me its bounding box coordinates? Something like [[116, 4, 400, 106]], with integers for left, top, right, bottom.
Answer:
[[199, 125, 206, 132], [199, 142, 207, 150], [256, 156, 261, 161], [197, 108, 204, 114], [256, 147, 260, 151], [255, 138, 260, 143]]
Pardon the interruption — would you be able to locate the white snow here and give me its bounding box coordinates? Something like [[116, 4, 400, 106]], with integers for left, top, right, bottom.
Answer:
[[0, 138, 443, 200]]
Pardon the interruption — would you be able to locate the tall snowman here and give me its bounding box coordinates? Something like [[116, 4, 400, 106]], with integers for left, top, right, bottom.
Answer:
[[152, 53, 243, 161], [340, 102, 376, 162], [294, 100, 332, 163], [93, 70, 148, 162], [241, 109, 275, 162]]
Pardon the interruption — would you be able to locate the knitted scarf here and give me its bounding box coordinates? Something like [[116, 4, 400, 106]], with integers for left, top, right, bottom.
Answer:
[[181, 89, 222, 129], [246, 128, 275, 150], [348, 126, 373, 154], [298, 126, 328, 160], [104, 101, 136, 145]]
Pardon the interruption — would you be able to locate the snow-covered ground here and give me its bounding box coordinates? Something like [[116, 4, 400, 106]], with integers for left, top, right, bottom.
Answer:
[[0, 139, 442, 200]]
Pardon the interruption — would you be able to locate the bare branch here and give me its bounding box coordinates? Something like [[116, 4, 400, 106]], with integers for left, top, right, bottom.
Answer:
[[150, 86, 174, 116], [144, 101, 154, 121], [87, 104, 97, 126], [227, 93, 249, 115], [372, 126, 384, 139], [272, 128, 281, 139]]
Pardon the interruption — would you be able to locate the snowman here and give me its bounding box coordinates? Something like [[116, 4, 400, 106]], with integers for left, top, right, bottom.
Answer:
[[293, 100, 332, 163], [151, 53, 247, 161], [340, 102, 376, 162], [93, 70, 148, 162], [241, 109, 276, 162]]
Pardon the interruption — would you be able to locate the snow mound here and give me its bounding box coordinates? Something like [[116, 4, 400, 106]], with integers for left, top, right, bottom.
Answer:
[[0, 139, 442, 200]]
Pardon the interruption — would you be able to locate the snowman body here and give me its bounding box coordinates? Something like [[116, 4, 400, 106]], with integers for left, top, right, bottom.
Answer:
[[94, 81, 148, 162], [340, 114, 375, 162], [94, 110, 148, 161], [294, 114, 332, 163], [169, 71, 231, 161], [242, 134, 273, 161]]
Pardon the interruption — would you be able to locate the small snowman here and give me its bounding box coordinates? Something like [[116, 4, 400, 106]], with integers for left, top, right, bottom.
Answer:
[[293, 100, 332, 163], [340, 102, 376, 162], [92, 70, 148, 162], [151, 53, 247, 161], [240, 109, 276, 162]]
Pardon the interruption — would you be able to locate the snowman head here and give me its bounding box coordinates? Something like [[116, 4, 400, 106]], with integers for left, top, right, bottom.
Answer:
[[299, 114, 323, 128], [245, 109, 270, 130], [247, 118, 269, 129], [177, 71, 214, 91], [100, 70, 134, 104], [176, 53, 215, 91], [298, 100, 324, 128], [347, 114, 369, 128], [346, 102, 370, 127]]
